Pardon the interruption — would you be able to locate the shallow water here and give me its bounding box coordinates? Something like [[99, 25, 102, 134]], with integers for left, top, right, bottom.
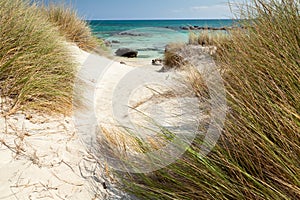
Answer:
[[88, 19, 236, 59]]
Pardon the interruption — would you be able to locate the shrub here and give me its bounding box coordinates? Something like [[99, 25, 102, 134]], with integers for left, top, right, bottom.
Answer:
[[118, 0, 300, 199], [0, 0, 75, 115]]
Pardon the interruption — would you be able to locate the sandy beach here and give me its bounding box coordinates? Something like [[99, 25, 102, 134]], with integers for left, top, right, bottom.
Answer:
[[2, 0, 298, 199], [0, 43, 206, 199], [0, 45, 132, 200]]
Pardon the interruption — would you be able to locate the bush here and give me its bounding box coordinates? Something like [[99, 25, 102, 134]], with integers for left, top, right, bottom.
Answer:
[[119, 0, 300, 199], [0, 0, 75, 115]]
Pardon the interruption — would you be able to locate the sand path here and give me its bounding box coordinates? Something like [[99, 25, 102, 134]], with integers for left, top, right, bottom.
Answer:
[[0, 44, 206, 199]]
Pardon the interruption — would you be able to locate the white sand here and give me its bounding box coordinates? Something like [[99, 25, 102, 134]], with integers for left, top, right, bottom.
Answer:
[[0, 45, 130, 200], [0, 113, 108, 199], [0, 44, 208, 199]]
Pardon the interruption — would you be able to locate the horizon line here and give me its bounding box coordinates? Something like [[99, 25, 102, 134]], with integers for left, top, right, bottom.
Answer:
[[85, 18, 235, 21]]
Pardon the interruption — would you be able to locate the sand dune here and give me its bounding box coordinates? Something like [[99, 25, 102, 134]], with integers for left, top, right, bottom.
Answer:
[[0, 44, 206, 199]]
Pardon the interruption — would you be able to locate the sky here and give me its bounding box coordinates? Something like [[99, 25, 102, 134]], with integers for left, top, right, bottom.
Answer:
[[42, 0, 244, 20]]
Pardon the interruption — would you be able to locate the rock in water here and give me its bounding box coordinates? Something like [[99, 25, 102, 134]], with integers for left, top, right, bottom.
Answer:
[[115, 48, 138, 58], [111, 40, 120, 43]]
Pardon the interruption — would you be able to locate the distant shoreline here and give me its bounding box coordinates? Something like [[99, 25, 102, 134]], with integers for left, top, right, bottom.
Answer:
[[86, 18, 238, 22]]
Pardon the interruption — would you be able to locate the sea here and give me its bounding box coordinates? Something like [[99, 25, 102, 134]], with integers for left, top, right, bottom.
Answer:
[[88, 19, 236, 59]]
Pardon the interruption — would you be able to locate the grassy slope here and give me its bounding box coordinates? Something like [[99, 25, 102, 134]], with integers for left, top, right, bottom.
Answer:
[[42, 4, 98, 51], [119, 0, 300, 199], [0, 0, 98, 115], [0, 0, 76, 115]]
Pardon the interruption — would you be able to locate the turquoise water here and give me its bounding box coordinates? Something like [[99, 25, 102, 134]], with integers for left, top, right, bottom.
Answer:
[[88, 19, 236, 59]]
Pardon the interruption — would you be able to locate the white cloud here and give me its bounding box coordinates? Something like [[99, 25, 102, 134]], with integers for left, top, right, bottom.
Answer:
[[190, 4, 228, 12]]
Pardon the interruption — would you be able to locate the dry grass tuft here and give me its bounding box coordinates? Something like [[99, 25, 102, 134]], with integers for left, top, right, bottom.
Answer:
[[164, 43, 188, 69], [189, 30, 231, 47], [96, 125, 170, 158], [42, 3, 98, 51]]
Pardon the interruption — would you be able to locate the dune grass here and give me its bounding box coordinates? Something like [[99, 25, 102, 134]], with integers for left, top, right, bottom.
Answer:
[[0, 0, 77, 115], [189, 30, 231, 46], [117, 0, 300, 199], [42, 3, 99, 51], [164, 31, 229, 69], [164, 43, 188, 69]]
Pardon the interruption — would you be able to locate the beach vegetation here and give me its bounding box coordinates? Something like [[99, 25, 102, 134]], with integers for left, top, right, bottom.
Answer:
[[41, 3, 99, 51], [164, 43, 187, 69], [189, 30, 230, 46], [117, 0, 300, 199], [164, 31, 231, 69], [0, 0, 92, 115]]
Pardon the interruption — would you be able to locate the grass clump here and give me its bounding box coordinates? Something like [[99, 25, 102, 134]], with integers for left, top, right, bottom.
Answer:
[[164, 43, 218, 70], [117, 0, 300, 199], [0, 0, 76, 115], [42, 3, 98, 51], [189, 30, 230, 46], [164, 43, 188, 69], [164, 32, 229, 70]]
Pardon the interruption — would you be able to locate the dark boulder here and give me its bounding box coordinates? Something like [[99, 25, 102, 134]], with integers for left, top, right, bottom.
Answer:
[[115, 48, 138, 58]]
